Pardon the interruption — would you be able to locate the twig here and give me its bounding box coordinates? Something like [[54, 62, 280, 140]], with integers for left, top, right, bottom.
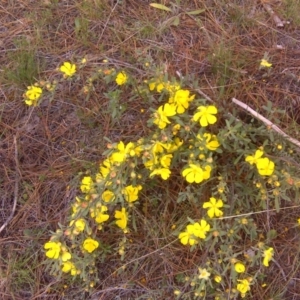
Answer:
[[272, 258, 287, 282], [261, 1, 284, 28], [232, 98, 300, 150], [195, 88, 213, 103], [0, 135, 19, 234], [97, 0, 119, 45], [218, 204, 300, 220]]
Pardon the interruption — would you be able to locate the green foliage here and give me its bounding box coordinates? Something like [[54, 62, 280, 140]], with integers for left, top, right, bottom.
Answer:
[[27, 57, 300, 298], [3, 37, 43, 86]]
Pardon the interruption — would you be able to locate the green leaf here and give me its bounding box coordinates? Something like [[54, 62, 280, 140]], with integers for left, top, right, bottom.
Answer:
[[172, 15, 180, 26], [186, 9, 205, 15], [74, 17, 81, 33], [150, 3, 172, 12], [187, 216, 195, 224]]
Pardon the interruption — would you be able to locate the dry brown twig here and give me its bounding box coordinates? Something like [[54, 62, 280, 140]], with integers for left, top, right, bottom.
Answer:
[[232, 98, 300, 150], [261, 1, 285, 28], [0, 135, 19, 234]]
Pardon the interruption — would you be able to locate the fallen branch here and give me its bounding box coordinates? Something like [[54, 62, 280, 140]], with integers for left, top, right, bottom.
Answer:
[[232, 98, 300, 150], [261, 1, 284, 28]]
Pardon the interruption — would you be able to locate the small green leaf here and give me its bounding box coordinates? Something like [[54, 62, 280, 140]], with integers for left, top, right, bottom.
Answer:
[[150, 3, 172, 12], [74, 17, 81, 33], [172, 15, 180, 26], [186, 9, 205, 15]]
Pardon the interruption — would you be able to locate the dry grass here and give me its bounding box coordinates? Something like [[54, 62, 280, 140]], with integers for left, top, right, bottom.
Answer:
[[1, 0, 300, 299]]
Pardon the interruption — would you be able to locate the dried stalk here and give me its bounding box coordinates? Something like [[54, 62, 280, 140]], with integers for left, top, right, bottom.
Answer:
[[261, 1, 284, 27], [232, 98, 300, 150], [0, 135, 19, 234]]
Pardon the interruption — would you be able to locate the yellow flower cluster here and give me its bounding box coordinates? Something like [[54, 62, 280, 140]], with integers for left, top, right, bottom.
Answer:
[[179, 220, 210, 245], [44, 236, 100, 276], [236, 278, 251, 297], [245, 149, 275, 176], [122, 185, 143, 203], [149, 79, 196, 128], [24, 85, 43, 106], [144, 139, 182, 180], [42, 66, 287, 296], [153, 103, 177, 129]]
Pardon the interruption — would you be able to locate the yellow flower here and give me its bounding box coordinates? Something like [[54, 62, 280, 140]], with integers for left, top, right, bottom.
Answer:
[[62, 261, 77, 276], [203, 197, 223, 218], [160, 154, 173, 168], [61, 251, 72, 262], [178, 224, 197, 246], [260, 59, 272, 68], [144, 159, 156, 170], [150, 140, 170, 154], [80, 176, 94, 193], [102, 190, 115, 202], [115, 71, 128, 85], [182, 164, 211, 183], [95, 206, 110, 224], [59, 62, 76, 77], [193, 106, 218, 127], [122, 185, 142, 202], [24, 86, 43, 106], [256, 158, 275, 176], [148, 81, 156, 91], [198, 268, 210, 280], [74, 219, 86, 232], [245, 150, 264, 165], [164, 81, 181, 93], [169, 89, 195, 114], [203, 133, 220, 151], [115, 207, 128, 231], [236, 279, 251, 296], [234, 262, 245, 273], [172, 124, 181, 135], [99, 159, 111, 178], [153, 103, 177, 129], [111, 141, 135, 163], [192, 219, 210, 239], [263, 247, 274, 267], [90, 205, 110, 224], [150, 168, 171, 180], [83, 238, 99, 253], [44, 241, 61, 259], [214, 275, 222, 283], [167, 137, 183, 153]]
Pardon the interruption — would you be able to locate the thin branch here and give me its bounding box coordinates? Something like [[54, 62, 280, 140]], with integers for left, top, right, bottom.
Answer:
[[232, 97, 300, 150], [218, 204, 300, 220], [0, 135, 19, 234], [97, 1, 119, 44], [261, 1, 284, 28]]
